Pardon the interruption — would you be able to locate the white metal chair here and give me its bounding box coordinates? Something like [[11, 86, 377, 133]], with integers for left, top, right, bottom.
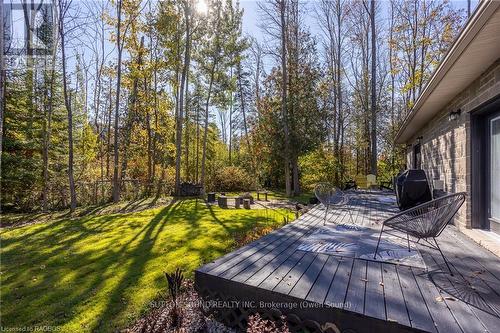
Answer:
[[314, 183, 354, 225]]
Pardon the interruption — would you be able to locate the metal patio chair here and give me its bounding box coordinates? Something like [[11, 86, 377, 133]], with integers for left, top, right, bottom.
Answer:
[[374, 192, 466, 275], [314, 183, 355, 225]]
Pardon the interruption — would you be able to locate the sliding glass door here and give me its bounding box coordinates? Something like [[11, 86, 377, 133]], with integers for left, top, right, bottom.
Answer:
[[489, 115, 500, 232]]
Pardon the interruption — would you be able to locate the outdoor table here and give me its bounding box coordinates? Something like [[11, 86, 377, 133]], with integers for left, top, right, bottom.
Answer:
[[256, 191, 269, 201]]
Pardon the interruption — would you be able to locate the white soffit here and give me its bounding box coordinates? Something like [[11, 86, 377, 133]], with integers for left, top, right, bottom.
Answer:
[[396, 0, 500, 144]]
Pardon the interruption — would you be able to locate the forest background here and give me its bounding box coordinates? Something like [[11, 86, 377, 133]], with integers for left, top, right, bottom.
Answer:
[[0, 0, 473, 212]]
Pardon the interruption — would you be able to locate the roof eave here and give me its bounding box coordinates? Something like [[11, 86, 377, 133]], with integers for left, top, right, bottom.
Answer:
[[395, 0, 500, 144]]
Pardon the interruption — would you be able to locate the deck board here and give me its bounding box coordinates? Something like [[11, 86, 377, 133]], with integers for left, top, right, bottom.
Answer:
[[205, 209, 319, 276], [412, 267, 463, 333], [258, 250, 307, 290], [397, 265, 437, 332], [289, 253, 329, 299], [364, 261, 386, 321], [324, 257, 354, 307], [306, 255, 341, 304], [195, 191, 500, 333], [419, 250, 489, 333], [426, 247, 500, 332], [440, 229, 500, 281], [240, 214, 324, 286], [219, 212, 319, 280], [381, 263, 411, 326], [344, 259, 367, 314], [274, 252, 317, 294]]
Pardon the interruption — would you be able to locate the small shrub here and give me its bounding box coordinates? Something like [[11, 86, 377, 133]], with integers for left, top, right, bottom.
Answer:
[[247, 313, 290, 333], [210, 166, 255, 192], [127, 279, 207, 333], [165, 268, 184, 328]]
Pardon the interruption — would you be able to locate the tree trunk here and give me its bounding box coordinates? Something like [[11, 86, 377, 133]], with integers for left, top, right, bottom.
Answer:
[[0, 0, 4, 213], [335, 0, 343, 184], [21, 1, 36, 142], [279, 0, 291, 196], [95, 13, 106, 201], [59, 5, 77, 212], [200, 66, 216, 188], [228, 90, 233, 164], [389, 0, 396, 171], [42, 52, 57, 211], [120, 36, 144, 185], [152, 42, 159, 184], [195, 103, 200, 183], [370, 0, 377, 176], [175, 3, 191, 195], [292, 157, 300, 195], [112, 0, 123, 203], [237, 62, 253, 172], [106, 82, 112, 180], [184, 63, 190, 181], [146, 92, 153, 191], [254, 43, 262, 116]]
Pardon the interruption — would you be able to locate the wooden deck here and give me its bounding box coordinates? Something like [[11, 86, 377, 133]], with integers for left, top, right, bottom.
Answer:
[[195, 191, 500, 333]]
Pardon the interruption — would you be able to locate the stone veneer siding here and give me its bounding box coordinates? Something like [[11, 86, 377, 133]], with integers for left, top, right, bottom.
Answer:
[[406, 58, 500, 230]]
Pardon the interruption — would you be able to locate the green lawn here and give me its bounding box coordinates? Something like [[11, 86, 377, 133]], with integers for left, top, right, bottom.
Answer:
[[0, 199, 294, 332], [220, 190, 314, 205], [267, 191, 314, 205]]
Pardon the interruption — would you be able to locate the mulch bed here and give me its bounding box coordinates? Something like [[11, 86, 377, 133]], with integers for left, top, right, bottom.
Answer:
[[123, 280, 235, 333]]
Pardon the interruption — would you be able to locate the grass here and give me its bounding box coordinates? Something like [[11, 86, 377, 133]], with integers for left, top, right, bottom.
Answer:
[[0, 198, 295, 332], [217, 190, 314, 205], [267, 190, 314, 205], [1, 196, 173, 228]]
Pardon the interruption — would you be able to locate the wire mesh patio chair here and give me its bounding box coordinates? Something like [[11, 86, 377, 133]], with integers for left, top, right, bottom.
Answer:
[[374, 192, 466, 275], [314, 183, 355, 225]]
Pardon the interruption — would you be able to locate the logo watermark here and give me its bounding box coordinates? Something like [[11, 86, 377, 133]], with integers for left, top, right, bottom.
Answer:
[[0, 326, 62, 332], [3, 1, 54, 70], [148, 298, 352, 311]]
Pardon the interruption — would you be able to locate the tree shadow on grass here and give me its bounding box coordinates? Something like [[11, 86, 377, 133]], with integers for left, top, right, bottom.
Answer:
[[88, 198, 254, 331], [207, 203, 231, 233], [1, 201, 181, 330], [1, 199, 293, 332], [89, 200, 184, 331]]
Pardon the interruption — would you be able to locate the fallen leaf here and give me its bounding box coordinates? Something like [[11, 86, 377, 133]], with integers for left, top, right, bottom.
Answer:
[[435, 296, 444, 302], [444, 296, 456, 301]]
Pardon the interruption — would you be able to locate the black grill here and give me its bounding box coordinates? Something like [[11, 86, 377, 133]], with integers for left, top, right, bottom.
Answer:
[[396, 169, 432, 211]]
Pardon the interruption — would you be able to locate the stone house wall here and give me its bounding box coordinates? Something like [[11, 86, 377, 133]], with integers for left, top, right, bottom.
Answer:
[[406, 58, 500, 230]]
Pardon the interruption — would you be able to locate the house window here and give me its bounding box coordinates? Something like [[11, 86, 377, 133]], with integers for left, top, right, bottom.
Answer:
[[413, 143, 421, 169]]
